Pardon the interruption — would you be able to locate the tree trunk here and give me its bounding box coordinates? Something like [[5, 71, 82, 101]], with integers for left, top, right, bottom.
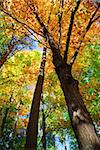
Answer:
[[0, 94, 13, 137], [0, 109, 3, 137], [1, 107, 9, 137], [54, 61, 100, 150], [42, 102, 46, 150], [25, 47, 46, 150]]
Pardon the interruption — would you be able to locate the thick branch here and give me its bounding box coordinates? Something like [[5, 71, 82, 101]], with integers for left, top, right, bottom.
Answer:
[[70, 5, 100, 66], [24, 1, 63, 66], [64, 0, 81, 62], [32, 5, 63, 66]]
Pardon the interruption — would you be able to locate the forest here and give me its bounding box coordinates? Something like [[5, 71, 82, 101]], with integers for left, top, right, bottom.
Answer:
[[0, 0, 100, 150]]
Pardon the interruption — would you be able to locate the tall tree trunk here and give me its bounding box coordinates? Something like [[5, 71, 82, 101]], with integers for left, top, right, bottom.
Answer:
[[32, 3, 100, 149], [25, 47, 46, 150], [54, 61, 100, 150], [41, 100, 46, 150]]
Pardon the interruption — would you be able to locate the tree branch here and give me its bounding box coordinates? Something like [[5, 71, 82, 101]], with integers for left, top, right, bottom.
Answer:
[[58, 0, 64, 48], [47, 3, 54, 27], [70, 5, 100, 67], [92, 15, 100, 23], [0, 8, 43, 37], [25, 2, 59, 48], [0, 8, 51, 49], [0, 37, 25, 68], [32, 4, 63, 66], [64, 0, 81, 62]]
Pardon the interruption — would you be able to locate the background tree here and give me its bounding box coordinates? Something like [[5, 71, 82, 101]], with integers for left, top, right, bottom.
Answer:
[[0, 50, 41, 149]]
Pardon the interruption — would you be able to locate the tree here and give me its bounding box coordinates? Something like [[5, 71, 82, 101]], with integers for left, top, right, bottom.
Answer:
[[0, 0, 100, 149], [25, 47, 46, 149], [41, 99, 46, 150], [0, 50, 41, 139], [0, 11, 30, 68]]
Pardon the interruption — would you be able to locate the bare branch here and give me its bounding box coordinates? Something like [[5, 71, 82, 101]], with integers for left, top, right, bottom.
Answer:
[[64, 0, 81, 62], [70, 5, 100, 66]]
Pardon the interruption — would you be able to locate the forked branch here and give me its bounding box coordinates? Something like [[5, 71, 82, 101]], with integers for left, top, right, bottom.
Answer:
[[32, 4, 63, 66], [70, 4, 100, 67]]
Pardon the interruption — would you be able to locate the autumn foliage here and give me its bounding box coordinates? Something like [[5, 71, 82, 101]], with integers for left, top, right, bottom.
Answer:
[[0, 0, 100, 149]]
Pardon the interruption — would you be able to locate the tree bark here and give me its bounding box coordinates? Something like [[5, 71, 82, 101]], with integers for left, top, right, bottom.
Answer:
[[42, 102, 46, 150], [25, 47, 46, 150], [54, 61, 100, 150]]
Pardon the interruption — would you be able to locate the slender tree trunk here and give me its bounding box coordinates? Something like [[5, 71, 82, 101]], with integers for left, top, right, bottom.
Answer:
[[0, 109, 3, 137], [65, 145, 67, 150], [1, 107, 9, 137], [1, 94, 13, 137], [25, 47, 46, 150], [54, 61, 100, 150], [42, 101, 46, 150], [13, 103, 21, 134]]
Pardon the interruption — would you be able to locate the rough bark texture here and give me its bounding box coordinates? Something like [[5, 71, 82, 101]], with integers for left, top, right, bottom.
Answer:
[[54, 60, 100, 150], [25, 48, 46, 150]]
